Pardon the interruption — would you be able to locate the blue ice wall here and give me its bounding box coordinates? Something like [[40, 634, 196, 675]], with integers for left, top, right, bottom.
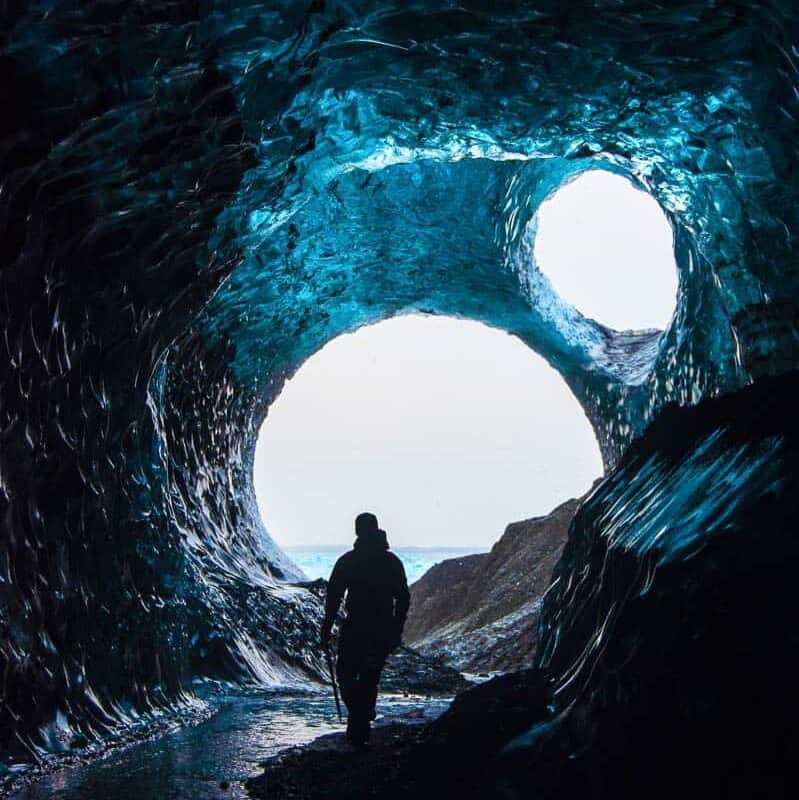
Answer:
[[501, 371, 799, 799], [1, 0, 798, 768]]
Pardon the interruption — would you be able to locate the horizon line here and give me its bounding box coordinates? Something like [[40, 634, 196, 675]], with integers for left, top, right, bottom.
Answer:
[[281, 543, 492, 550]]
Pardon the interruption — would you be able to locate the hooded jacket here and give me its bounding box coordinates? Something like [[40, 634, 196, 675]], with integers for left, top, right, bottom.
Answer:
[[322, 529, 410, 645]]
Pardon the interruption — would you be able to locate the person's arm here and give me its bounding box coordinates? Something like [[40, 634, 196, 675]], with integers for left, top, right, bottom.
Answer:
[[392, 559, 410, 647], [320, 557, 347, 645]]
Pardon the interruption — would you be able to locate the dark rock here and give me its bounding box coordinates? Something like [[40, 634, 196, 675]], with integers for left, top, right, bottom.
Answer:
[[415, 669, 549, 764], [380, 645, 469, 696], [405, 496, 585, 672]]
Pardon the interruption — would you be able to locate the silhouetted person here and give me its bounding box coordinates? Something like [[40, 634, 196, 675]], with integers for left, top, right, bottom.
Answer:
[[320, 512, 410, 746]]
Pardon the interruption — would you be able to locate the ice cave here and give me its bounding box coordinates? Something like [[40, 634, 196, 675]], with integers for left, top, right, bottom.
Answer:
[[1, 2, 798, 798]]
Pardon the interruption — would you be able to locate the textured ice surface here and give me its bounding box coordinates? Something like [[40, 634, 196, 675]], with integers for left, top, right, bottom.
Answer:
[[2, 0, 799, 768], [505, 373, 799, 798], [537, 378, 795, 701]]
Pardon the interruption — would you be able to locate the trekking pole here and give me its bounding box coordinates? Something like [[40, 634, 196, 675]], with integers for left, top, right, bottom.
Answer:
[[325, 643, 343, 722]]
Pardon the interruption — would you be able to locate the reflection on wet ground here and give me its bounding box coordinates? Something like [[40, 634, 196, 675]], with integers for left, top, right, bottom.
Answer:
[[10, 692, 451, 800]]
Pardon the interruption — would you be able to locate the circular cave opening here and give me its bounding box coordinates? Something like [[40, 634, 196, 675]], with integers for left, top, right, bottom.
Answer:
[[533, 169, 679, 332], [253, 315, 603, 583]]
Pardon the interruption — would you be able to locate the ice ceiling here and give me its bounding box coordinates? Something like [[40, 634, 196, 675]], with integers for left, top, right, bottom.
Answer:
[[1, 0, 798, 763]]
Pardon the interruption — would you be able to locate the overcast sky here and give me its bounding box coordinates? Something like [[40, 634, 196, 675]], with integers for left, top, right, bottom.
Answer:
[[534, 169, 678, 331], [254, 316, 603, 548], [253, 170, 677, 549]]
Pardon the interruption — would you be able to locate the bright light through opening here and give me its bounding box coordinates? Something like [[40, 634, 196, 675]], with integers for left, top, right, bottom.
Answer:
[[533, 169, 678, 331], [253, 316, 603, 550]]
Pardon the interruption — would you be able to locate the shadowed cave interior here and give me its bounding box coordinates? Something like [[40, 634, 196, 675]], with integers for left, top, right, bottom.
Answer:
[[1, 2, 799, 797]]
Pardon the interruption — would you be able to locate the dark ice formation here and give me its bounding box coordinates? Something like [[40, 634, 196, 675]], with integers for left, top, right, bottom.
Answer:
[[1, 0, 798, 780], [520, 372, 799, 798]]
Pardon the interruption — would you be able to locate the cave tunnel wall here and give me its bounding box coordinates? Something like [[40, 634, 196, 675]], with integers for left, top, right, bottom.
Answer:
[[1, 0, 798, 763]]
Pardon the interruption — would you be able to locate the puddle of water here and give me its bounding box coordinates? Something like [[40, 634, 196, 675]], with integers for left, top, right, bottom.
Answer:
[[9, 693, 451, 800]]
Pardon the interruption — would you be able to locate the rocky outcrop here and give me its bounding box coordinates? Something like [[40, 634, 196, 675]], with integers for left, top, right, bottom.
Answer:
[[380, 646, 469, 696], [404, 496, 585, 672]]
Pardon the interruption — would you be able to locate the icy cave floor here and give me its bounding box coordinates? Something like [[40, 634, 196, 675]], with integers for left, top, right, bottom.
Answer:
[[7, 691, 452, 800]]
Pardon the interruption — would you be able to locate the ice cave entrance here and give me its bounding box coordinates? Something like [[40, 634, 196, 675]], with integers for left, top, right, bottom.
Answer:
[[533, 169, 678, 331], [253, 315, 602, 578]]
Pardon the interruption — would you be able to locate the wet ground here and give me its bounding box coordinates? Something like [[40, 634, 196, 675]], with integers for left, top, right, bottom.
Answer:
[[8, 692, 452, 800]]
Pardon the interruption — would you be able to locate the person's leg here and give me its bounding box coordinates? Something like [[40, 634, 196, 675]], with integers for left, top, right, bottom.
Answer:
[[337, 637, 374, 744], [346, 643, 378, 744], [348, 660, 371, 745], [360, 647, 388, 728], [336, 638, 359, 734]]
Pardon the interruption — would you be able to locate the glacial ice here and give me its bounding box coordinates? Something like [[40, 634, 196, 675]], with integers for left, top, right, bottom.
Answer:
[[1, 0, 798, 777]]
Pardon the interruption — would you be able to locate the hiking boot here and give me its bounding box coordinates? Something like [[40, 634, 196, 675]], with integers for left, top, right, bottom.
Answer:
[[349, 717, 370, 747]]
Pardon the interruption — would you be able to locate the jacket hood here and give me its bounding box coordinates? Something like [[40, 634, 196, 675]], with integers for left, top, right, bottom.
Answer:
[[354, 528, 389, 553]]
